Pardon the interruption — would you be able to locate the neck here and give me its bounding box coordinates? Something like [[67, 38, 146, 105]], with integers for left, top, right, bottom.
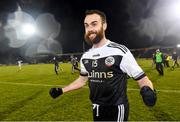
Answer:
[[93, 37, 108, 48]]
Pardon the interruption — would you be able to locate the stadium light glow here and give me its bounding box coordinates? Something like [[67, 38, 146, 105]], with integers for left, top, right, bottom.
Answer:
[[168, 1, 180, 20], [177, 44, 180, 48], [21, 23, 36, 36]]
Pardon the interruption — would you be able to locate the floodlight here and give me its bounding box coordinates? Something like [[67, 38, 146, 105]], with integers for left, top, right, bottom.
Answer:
[[177, 44, 180, 48], [21, 23, 36, 36]]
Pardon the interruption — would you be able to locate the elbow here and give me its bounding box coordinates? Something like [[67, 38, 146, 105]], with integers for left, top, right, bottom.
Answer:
[[78, 76, 88, 87]]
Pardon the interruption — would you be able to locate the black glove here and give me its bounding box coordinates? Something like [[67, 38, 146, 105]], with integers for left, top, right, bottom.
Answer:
[[140, 86, 157, 106], [49, 88, 63, 99]]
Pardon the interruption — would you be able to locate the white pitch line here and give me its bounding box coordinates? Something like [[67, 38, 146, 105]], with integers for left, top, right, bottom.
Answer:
[[127, 88, 180, 93], [0, 81, 62, 87], [0, 81, 180, 93]]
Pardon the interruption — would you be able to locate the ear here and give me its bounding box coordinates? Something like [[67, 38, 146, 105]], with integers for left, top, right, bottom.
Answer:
[[103, 22, 107, 31]]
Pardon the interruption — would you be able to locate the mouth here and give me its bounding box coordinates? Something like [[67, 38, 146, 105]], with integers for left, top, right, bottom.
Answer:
[[88, 33, 96, 40], [88, 33, 97, 40]]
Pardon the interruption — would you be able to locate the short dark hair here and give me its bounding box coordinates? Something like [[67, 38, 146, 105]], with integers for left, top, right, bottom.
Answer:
[[85, 9, 107, 23]]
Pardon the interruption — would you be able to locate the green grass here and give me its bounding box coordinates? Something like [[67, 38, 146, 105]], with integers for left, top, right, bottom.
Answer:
[[0, 59, 180, 121]]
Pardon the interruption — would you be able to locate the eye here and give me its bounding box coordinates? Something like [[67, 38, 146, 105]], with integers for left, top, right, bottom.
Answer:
[[84, 24, 89, 28], [91, 22, 97, 27]]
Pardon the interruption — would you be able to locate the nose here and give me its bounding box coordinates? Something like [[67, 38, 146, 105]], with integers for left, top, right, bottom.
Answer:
[[86, 25, 95, 33], [86, 28, 93, 34]]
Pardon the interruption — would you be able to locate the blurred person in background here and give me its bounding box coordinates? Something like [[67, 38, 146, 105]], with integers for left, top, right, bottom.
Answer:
[[70, 55, 80, 74], [155, 49, 164, 76], [172, 51, 179, 70]]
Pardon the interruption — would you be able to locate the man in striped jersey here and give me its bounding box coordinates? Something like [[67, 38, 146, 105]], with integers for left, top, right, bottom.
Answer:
[[49, 9, 156, 121]]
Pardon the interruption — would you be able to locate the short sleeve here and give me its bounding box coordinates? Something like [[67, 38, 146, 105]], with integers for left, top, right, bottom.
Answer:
[[80, 56, 88, 76], [120, 49, 146, 80]]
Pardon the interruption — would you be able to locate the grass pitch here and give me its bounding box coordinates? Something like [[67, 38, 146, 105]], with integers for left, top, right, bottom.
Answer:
[[0, 59, 180, 121]]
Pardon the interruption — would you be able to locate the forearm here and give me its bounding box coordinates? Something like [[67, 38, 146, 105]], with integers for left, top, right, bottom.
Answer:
[[137, 76, 157, 106], [137, 76, 154, 90], [62, 76, 88, 93]]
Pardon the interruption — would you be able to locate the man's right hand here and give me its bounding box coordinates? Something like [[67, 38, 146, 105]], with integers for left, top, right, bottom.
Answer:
[[49, 88, 63, 99]]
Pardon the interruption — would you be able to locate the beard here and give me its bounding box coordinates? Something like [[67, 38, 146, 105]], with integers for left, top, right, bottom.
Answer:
[[84, 26, 104, 45]]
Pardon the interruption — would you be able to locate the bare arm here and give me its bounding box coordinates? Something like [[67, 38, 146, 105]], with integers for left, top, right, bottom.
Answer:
[[137, 76, 157, 106], [62, 75, 88, 93], [137, 76, 154, 90]]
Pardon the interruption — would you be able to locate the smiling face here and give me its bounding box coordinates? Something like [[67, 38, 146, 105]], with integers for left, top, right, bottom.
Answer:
[[84, 13, 107, 45]]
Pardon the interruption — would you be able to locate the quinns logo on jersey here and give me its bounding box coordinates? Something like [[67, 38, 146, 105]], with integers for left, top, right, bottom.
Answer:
[[105, 56, 115, 67]]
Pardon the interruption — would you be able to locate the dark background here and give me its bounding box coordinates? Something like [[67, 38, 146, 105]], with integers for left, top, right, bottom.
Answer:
[[0, 0, 179, 63]]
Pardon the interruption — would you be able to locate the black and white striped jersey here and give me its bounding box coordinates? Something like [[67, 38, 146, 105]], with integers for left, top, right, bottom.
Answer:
[[80, 40, 146, 105]]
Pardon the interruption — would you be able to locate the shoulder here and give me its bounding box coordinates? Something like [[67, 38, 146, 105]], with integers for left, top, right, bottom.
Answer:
[[106, 41, 129, 54], [81, 48, 92, 59]]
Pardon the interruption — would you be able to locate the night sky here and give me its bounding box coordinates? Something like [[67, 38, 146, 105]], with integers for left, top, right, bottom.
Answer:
[[0, 0, 180, 63]]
